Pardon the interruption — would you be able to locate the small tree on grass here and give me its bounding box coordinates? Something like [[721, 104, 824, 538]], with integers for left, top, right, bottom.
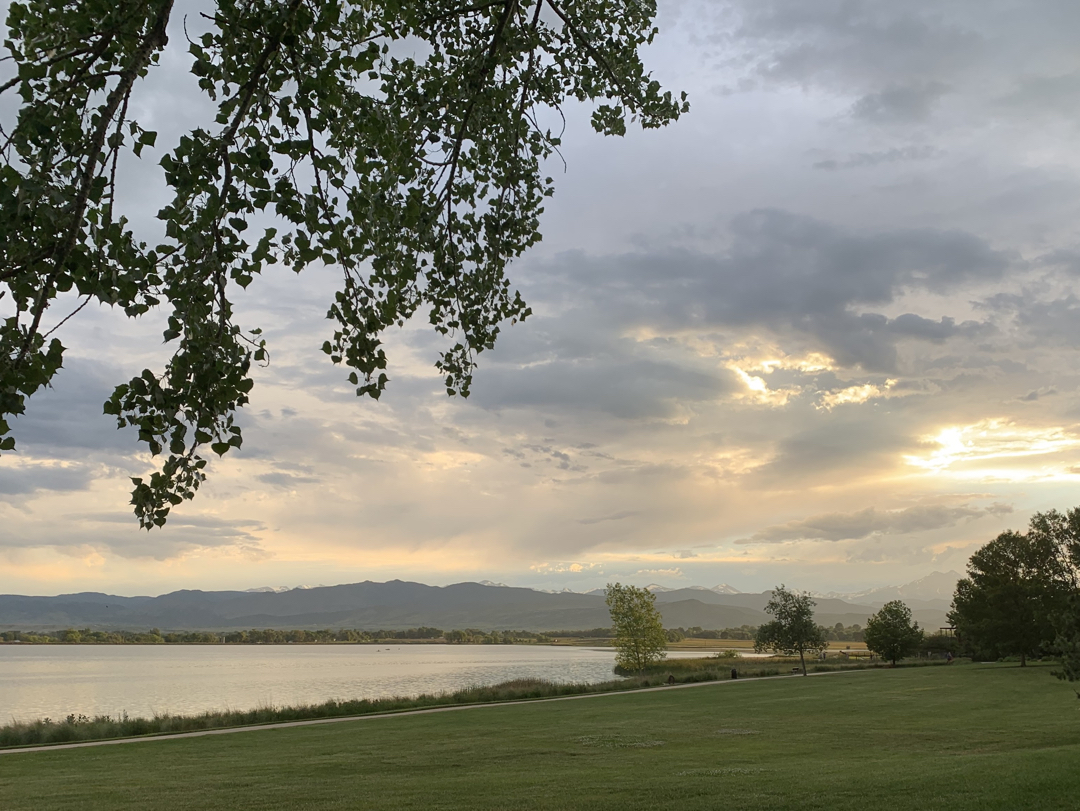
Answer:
[[864, 601, 924, 666], [754, 585, 828, 676], [605, 583, 668, 676]]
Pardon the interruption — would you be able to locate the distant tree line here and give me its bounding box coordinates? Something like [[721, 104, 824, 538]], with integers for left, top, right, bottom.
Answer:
[[671, 625, 757, 641], [0, 627, 552, 645], [0, 622, 917, 647], [542, 628, 615, 639], [442, 630, 552, 644], [1, 629, 187, 644]]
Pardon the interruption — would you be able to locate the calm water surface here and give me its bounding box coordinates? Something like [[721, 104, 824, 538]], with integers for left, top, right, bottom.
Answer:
[[0, 645, 713, 723]]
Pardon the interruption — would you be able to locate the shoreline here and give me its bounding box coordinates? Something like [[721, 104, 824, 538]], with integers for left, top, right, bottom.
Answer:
[[1, 670, 873, 756], [0, 638, 869, 650], [2, 662, 900, 754]]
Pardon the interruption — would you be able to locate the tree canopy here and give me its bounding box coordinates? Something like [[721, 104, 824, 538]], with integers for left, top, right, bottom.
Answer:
[[605, 582, 667, 675], [949, 512, 1077, 666], [0, 0, 686, 527], [863, 600, 923, 666], [754, 584, 828, 676]]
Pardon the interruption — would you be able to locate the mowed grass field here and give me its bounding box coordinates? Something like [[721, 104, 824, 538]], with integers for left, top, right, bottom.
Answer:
[[3, 663, 1078, 810]]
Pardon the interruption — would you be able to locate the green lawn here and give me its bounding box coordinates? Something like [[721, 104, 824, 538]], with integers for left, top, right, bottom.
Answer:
[[3, 663, 1078, 810]]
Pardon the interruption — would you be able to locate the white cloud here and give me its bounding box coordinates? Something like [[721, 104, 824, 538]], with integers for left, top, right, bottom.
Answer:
[[529, 562, 602, 575], [635, 568, 686, 578]]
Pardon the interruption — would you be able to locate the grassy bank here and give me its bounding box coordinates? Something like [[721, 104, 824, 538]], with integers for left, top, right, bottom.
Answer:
[[620, 653, 943, 676], [668, 638, 869, 651], [2, 663, 1077, 810], [0, 656, 904, 749]]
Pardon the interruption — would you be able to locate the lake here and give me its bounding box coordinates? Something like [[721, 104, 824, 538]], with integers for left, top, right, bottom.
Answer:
[[0, 645, 717, 724]]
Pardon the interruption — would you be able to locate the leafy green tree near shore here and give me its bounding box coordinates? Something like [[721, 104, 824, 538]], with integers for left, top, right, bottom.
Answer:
[[754, 585, 828, 676], [0, 0, 686, 529], [864, 601, 923, 666], [605, 583, 667, 675]]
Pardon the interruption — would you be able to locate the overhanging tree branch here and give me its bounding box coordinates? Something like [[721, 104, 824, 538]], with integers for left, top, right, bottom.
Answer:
[[0, 0, 687, 525]]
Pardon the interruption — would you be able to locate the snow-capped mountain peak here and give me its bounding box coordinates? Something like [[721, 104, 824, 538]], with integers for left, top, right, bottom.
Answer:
[[710, 583, 741, 594]]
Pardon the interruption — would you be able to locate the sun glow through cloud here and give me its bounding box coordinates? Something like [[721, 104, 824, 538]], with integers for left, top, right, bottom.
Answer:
[[729, 364, 797, 406], [817, 380, 897, 410], [906, 420, 1080, 481], [726, 352, 833, 406]]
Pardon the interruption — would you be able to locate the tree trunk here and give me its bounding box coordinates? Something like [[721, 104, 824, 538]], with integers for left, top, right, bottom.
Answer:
[[799, 650, 806, 676], [1020, 651, 1027, 667]]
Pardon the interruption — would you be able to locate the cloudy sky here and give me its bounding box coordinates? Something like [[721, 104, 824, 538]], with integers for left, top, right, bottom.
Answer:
[[5, 0, 1080, 597]]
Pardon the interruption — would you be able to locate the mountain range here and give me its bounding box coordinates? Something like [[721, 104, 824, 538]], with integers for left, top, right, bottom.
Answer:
[[0, 574, 957, 633], [815, 571, 962, 604]]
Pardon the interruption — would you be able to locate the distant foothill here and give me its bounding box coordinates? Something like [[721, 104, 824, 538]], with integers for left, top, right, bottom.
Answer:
[[0, 574, 957, 634]]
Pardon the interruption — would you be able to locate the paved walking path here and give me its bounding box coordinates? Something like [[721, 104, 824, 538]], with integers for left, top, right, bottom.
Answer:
[[1, 668, 869, 755]]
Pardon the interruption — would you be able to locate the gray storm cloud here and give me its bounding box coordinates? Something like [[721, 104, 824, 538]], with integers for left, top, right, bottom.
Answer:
[[739, 503, 1013, 544], [0, 465, 95, 496], [489, 209, 1009, 384]]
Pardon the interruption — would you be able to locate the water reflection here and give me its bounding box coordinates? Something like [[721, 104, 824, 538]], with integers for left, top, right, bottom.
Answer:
[[0, 645, 719, 723]]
